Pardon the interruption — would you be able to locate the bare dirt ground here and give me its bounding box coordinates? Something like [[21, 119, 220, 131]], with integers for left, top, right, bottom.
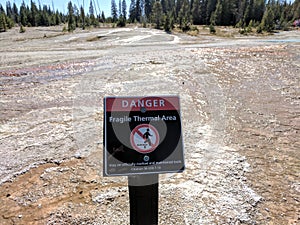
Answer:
[[0, 26, 299, 224]]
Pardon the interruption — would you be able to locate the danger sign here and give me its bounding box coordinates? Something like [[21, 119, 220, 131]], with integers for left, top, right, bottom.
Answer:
[[130, 124, 160, 154], [103, 96, 185, 176]]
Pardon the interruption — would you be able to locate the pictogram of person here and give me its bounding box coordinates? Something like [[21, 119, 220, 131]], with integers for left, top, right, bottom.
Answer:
[[143, 128, 152, 147]]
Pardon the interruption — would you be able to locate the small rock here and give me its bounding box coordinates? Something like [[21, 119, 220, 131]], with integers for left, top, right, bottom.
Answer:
[[74, 153, 82, 159]]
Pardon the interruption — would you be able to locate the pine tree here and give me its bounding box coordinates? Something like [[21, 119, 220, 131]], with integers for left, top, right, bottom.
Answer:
[[210, 0, 221, 25], [141, 0, 145, 17], [12, 3, 19, 24], [192, 0, 201, 25], [54, 10, 61, 25], [80, 6, 85, 29], [247, 0, 255, 24], [253, 0, 265, 22], [0, 12, 7, 32], [0, 4, 4, 15], [273, 0, 282, 22], [225, 0, 237, 25], [90, 0, 98, 26], [161, 0, 168, 13], [236, 0, 246, 25], [89, 0, 95, 16], [73, 4, 80, 28], [122, 0, 127, 19], [100, 11, 105, 22], [292, 0, 300, 20], [176, 0, 184, 19], [41, 5, 51, 26], [260, 5, 275, 32], [67, 1, 76, 32], [135, 0, 142, 22], [29, 0, 38, 26], [129, 0, 136, 22], [199, 0, 207, 24], [206, 0, 217, 24], [281, 0, 293, 23], [111, 0, 118, 22], [145, 0, 153, 20], [179, 0, 190, 29], [152, 1, 163, 28], [119, 0, 122, 17], [164, 12, 171, 31], [4, 2, 14, 28], [20, 1, 28, 26], [6, 2, 12, 20], [117, 0, 126, 26]]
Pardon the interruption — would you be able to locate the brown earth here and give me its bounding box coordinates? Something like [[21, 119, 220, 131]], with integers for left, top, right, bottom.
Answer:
[[0, 26, 299, 224]]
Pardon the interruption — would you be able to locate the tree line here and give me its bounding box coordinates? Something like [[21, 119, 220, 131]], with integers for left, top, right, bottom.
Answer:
[[0, 1, 63, 32], [124, 0, 300, 32], [0, 0, 299, 33], [0, 0, 107, 32]]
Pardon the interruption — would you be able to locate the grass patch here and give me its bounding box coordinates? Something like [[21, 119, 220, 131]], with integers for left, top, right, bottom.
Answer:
[[86, 36, 104, 42]]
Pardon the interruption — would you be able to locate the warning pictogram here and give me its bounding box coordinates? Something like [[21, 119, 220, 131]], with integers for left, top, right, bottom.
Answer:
[[130, 124, 160, 154]]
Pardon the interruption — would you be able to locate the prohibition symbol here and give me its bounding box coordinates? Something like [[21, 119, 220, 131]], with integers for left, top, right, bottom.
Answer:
[[130, 124, 160, 154]]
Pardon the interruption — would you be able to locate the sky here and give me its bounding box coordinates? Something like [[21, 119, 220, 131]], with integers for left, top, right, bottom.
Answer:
[[0, 0, 130, 17]]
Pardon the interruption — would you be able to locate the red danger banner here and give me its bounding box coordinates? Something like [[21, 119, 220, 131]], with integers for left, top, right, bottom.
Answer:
[[105, 96, 180, 112]]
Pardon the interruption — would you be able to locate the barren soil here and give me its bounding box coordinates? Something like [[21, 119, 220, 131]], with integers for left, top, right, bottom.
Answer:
[[0, 26, 299, 224]]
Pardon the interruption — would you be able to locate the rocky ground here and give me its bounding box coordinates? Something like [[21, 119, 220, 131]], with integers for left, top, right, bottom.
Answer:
[[0, 26, 299, 224]]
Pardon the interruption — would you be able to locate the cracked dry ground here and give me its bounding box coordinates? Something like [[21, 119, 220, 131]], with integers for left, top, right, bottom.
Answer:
[[0, 28, 299, 224]]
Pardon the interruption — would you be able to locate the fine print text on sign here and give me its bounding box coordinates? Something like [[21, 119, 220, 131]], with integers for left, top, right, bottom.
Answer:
[[103, 96, 185, 176]]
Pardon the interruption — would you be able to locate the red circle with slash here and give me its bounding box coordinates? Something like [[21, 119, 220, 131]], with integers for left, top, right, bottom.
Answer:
[[130, 124, 160, 154]]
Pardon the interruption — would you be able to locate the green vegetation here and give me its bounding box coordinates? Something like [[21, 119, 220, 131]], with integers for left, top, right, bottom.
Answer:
[[19, 24, 26, 33], [0, 0, 299, 33], [152, 1, 164, 29], [0, 12, 6, 32], [209, 24, 216, 34]]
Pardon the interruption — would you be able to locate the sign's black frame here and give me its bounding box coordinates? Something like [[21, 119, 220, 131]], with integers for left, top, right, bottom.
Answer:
[[103, 96, 185, 176]]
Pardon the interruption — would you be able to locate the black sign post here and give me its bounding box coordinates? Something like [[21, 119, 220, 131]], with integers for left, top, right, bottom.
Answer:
[[103, 96, 184, 225], [128, 174, 159, 225]]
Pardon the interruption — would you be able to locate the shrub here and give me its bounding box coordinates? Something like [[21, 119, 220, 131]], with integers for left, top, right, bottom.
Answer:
[[191, 26, 199, 32], [235, 19, 243, 28], [246, 26, 252, 33], [117, 18, 126, 27], [239, 28, 246, 34], [19, 25, 26, 33], [181, 20, 191, 32], [256, 25, 263, 34], [62, 26, 67, 32], [209, 24, 216, 34]]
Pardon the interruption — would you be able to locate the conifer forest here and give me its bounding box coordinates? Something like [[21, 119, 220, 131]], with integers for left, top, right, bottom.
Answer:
[[0, 0, 300, 33]]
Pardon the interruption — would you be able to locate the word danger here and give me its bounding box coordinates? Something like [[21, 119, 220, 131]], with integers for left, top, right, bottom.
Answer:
[[121, 99, 165, 108], [109, 115, 177, 123]]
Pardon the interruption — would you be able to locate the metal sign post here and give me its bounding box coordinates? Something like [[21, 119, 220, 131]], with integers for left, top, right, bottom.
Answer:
[[103, 96, 184, 225]]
